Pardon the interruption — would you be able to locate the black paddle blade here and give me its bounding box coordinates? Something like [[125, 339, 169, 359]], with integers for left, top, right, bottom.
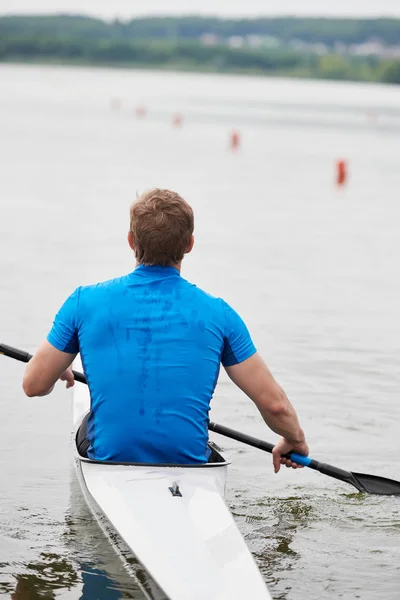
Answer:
[[310, 461, 400, 496], [351, 472, 400, 496]]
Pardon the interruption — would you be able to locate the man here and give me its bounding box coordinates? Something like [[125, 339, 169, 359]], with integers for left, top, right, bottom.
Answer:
[[23, 189, 308, 471]]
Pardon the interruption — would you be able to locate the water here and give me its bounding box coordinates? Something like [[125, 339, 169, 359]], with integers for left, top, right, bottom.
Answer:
[[1, 63, 400, 599]]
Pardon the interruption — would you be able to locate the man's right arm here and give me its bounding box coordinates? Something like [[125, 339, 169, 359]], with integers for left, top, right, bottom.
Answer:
[[225, 352, 309, 472], [23, 287, 81, 398]]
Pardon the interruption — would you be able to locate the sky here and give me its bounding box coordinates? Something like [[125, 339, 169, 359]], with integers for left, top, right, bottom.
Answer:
[[1, 0, 400, 19]]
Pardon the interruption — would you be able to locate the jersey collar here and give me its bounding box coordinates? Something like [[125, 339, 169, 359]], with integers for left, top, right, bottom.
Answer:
[[134, 264, 181, 278]]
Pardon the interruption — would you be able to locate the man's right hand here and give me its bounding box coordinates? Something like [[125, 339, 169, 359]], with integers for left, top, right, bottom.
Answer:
[[60, 366, 75, 389], [272, 438, 310, 474]]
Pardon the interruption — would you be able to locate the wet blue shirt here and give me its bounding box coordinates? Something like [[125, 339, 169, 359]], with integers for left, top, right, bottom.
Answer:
[[47, 265, 256, 463]]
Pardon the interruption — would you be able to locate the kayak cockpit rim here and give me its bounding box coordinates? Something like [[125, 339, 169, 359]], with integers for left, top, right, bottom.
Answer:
[[73, 429, 231, 468]]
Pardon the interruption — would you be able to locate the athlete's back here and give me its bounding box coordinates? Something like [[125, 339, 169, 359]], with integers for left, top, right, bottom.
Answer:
[[48, 265, 255, 463]]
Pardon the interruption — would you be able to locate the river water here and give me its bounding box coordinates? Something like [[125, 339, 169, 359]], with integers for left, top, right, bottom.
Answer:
[[1, 64, 400, 600]]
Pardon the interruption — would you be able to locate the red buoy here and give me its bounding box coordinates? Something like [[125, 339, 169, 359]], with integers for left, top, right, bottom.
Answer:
[[230, 130, 240, 151], [136, 106, 147, 118], [336, 160, 348, 186], [173, 114, 183, 128]]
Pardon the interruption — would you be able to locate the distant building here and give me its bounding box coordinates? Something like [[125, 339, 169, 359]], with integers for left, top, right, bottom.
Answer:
[[312, 43, 329, 56], [246, 35, 264, 48], [200, 33, 218, 47], [201, 30, 400, 59], [228, 36, 244, 49], [349, 41, 386, 56], [348, 41, 400, 58]]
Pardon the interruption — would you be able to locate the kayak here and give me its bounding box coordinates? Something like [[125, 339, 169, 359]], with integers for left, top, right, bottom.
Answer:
[[72, 361, 272, 600]]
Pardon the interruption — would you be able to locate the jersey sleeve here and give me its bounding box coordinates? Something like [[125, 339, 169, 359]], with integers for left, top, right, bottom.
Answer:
[[47, 287, 81, 354], [220, 300, 257, 367]]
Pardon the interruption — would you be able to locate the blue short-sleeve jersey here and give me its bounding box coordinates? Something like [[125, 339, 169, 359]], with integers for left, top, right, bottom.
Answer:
[[47, 265, 256, 464]]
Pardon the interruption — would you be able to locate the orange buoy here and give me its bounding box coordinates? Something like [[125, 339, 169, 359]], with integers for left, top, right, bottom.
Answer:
[[172, 113, 183, 128], [230, 130, 240, 151], [136, 106, 147, 118], [336, 159, 348, 186]]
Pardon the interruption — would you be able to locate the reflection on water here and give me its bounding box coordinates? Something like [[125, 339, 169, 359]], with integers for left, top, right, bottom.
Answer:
[[79, 565, 126, 600], [1, 539, 134, 600], [4, 553, 131, 600], [9, 554, 78, 599]]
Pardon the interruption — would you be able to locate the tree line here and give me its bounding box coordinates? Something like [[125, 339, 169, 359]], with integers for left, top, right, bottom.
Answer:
[[1, 15, 400, 46], [0, 15, 399, 84]]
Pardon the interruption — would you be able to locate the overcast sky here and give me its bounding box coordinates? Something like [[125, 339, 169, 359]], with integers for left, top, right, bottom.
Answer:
[[1, 0, 400, 19]]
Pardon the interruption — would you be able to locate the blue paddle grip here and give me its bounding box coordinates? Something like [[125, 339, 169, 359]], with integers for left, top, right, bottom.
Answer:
[[289, 453, 312, 467]]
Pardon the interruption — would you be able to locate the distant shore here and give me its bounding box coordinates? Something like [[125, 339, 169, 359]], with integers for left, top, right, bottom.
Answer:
[[1, 14, 399, 85]]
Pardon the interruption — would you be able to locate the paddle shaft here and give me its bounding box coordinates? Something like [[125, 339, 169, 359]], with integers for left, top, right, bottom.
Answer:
[[0, 343, 87, 384]]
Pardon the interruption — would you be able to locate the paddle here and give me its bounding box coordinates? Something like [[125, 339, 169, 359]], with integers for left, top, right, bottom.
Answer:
[[2, 342, 400, 496]]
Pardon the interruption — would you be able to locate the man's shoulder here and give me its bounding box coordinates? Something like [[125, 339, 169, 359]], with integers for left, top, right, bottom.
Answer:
[[79, 274, 131, 296], [180, 277, 214, 298], [182, 280, 248, 326], [179, 277, 226, 310]]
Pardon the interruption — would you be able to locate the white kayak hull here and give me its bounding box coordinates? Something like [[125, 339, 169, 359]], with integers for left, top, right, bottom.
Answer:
[[72, 365, 272, 600]]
